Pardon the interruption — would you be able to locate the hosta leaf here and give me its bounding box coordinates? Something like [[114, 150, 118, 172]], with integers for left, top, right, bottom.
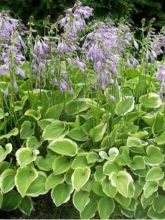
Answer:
[[115, 96, 134, 116], [72, 167, 91, 191], [111, 171, 134, 198], [65, 98, 89, 115], [26, 172, 47, 197], [92, 181, 105, 196], [148, 206, 165, 219], [45, 104, 63, 119], [38, 119, 52, 130], [19, 197, 33, 216], [102, 178, 117, 198], [144, 145, 164, 166], [90, 123, 107, 142], [73, 190, 90, 212], [45, 173, 64, 190], [86, 151, 99, 164], [140, 93, 162, 108], [142, 114, 155, 126], [48, 138, 78, 156], [103, 161, 121, 175], [71, 154, 88, 169], [0, 128, 18, 140], [80, 197, 97, 219], [42, 120, 66, 140], [153, 195, 165, 213], [20, 121, 34, 139], [115, 193, 131, 208], [51, 183, 73, 206], [98, 197, 115, 219], [67, 127, 88, 142], [81, 179, 93, 192], [16, 148, 39, 167], [2, 190, 22, 211], [94, 166, 106, 182], [143, 181, 158, 198], [152, 112, 165, 134], [0, 143, 12, 162], [25, 109, 41, 120], [131, 156, 145, 170], [26, 136, 42, 149], [52, 156, 71, 175], [0, 169, 15, 193], [108, 147, 119, 161], [35, 155, 54, 171], [127, 137, 145, 154], [15, 166, 38, 197], [141, 192, 157, 209], [146, 167, 164, 181], [155, 131, 165, 145]]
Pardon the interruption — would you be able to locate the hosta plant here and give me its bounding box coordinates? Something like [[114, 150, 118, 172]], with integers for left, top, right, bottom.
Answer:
[[0, 1, 165, 219]]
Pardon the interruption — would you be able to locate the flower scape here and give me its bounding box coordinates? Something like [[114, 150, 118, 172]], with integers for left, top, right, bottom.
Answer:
[[0, 1, 165, 219]]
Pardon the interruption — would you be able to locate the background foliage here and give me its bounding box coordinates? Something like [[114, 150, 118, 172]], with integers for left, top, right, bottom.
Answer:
[[0, 0, 165, 27]]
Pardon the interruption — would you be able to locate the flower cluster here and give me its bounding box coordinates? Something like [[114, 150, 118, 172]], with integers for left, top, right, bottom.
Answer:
[[57, 1, 93, 53], [146, 27, 165, 63], [0, 13, 26, 78], [32, 37, 51, 75], [82, 22, 133, 89], [156, 65, 165, 100]]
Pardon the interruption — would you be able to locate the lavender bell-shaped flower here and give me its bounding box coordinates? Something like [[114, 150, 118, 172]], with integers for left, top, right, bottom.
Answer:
[[156, 65, 165, 81]]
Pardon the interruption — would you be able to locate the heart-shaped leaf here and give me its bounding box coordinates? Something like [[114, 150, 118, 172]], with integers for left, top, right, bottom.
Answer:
[[111, 171, 134, 198], [72, 167, 91, 191], [52, 156, 71, 175], [73, 190, 90, 212], [71, 154, 88, 169], [90, 123, 107, 142], [42, 120, 66, 140], [16, 148, 39, 167], [20, 121, 34, 139], [26, 172, 47, 197], [153, 195, 165, 213], [0, 128, 18, 140], [140, 93, 162, 108], [0, 169, 15, 193], [25, 109, 41, 120], [80, 196, 97, 219], [115, 97, 134, 116], [45, 173, 64, 190], [146, 167, 164, 181], [102, 178, 117, 198], [0, 143, 12, 162], [35, 155, 54, 171], [65, 98, 89, 115], [145, 145, 164, 166], [2, 190, 21, 211], [48, 138, 78, 156], [143, 181, 158, 198], [51, 183, 73, 206], [155, 131, 165, 145], [15, 166, 38, 197], [98, 197, 115, 219], [19, 196, 33, 216]]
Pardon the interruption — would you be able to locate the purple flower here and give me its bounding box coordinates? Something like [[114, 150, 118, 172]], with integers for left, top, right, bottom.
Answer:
[[109, 95, 115, 102], [0, 64, 9, 75], [125, 59, 131, 68], [76, 56, 86, 72], [156, 65, 165, 81], [60, 80, 68, 93], [4, 87, 8, 98], [133, 59, 139, 68]]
